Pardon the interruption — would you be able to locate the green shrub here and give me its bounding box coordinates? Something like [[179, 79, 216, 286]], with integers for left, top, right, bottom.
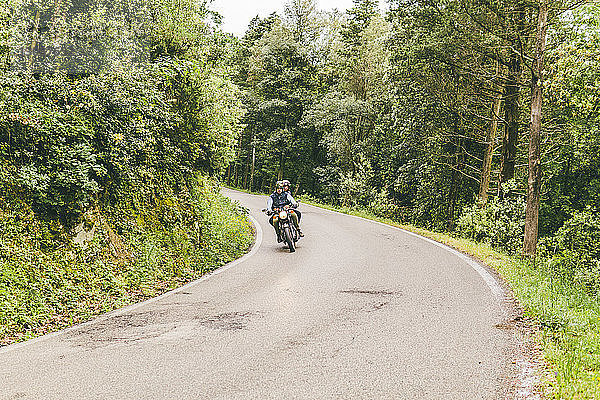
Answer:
[[0, 58, 243, 226], [456, 182, 526, 254], [540, 209, 600, 296], [0, 0, 250, 346]]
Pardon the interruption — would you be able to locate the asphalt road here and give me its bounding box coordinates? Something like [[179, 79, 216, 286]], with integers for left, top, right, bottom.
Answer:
[[0, 189, 527, 399]]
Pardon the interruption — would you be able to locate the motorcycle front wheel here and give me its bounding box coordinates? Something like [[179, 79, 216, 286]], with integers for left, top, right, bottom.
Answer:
[[283, 225, 295, 253]]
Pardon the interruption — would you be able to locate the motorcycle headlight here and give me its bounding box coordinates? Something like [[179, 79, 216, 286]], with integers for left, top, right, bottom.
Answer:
[[279, 210, 288, 220]]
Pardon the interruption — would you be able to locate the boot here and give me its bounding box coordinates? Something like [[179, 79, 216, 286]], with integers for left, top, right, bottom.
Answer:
[[290, 211, 303, 237]]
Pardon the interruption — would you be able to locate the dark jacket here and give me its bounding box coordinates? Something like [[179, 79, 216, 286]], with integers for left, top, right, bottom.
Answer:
[[267, 191, 297, 210]]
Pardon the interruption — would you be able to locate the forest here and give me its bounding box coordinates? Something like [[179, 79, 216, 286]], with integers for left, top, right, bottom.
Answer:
[[0, 0, 599, 396], [228, 0, 600, 294], [226, 2, 600, 395]]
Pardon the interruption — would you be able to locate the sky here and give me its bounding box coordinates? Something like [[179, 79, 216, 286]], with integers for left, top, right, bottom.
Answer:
[[209, 0, 358, 37]]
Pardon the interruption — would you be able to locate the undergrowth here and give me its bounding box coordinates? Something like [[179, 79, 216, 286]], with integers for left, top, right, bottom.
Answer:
[[0, 177, 253, 346]]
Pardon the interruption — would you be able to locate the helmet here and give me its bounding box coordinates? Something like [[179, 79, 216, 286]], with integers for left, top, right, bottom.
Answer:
[[275, 181, 284, 189], [282, 179, 290, 187]]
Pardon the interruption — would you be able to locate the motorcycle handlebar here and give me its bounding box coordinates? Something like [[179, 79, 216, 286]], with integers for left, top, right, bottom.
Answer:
[[264, 204, 298, 215]]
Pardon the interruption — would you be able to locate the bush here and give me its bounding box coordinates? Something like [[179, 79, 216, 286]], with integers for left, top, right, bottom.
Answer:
[[457, 183, 526, 254], [0, 58, 243, 226], [540, 209, 600, 296], [0, 0, 250, 346]]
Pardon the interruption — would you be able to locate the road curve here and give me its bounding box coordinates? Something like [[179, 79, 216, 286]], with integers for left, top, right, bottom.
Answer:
[[0, 189, 522, 399]]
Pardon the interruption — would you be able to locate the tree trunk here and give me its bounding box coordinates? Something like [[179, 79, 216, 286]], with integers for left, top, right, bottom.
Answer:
[[498, 8, 525, 198], [523, 0, 548, 257], [498, 53, 521, 198], [29, 10, 41, 72], [234, 161, 238, 187], [278, 149, 284, 181], [243, 130, 253, 190], [249, 145, 256, 192], [243, 152, 250, 189], [448, 170, 458, 230], [233, 134, 242, 187], [447, 111, 463, 230], [478, 90, 502, 206]]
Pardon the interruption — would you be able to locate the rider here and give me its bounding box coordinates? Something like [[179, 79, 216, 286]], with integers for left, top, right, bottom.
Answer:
[[282, 179, 302, 225], [267, 181, 303, 242]]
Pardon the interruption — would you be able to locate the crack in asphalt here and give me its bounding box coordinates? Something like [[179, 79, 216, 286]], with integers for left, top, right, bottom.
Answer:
[[339, 289, 402, 296]]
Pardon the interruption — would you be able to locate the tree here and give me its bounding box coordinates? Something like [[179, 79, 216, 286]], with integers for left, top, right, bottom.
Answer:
[[478, 63, 503, 206], [523, 0, 549, 256], [237, 21, 319, 188], [284, 0, 319, 44]]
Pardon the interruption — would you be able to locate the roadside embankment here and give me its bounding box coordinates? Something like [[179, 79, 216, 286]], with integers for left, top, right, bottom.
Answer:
[[0, 177, 254, 346]]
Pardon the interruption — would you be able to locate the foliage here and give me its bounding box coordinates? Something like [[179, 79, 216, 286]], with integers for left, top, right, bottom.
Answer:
[[457, 182, 527, 253], [2, 0, 600, 394], [228, 15, 320, 193], [228, 1, 600, 395], [541, 4, 600, 235], [0, 176, 253, 345], [339, 152, 374, 208], [540, 209, 600, 296], [0, 54, 243, 222], [0, 0, 253, 346]]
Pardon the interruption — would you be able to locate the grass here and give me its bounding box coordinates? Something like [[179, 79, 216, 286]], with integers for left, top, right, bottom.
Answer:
[[227, 185, 600, 399]]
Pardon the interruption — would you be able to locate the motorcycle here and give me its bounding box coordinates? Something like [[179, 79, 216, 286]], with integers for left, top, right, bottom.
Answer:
[[262, 205, 301, 253]]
